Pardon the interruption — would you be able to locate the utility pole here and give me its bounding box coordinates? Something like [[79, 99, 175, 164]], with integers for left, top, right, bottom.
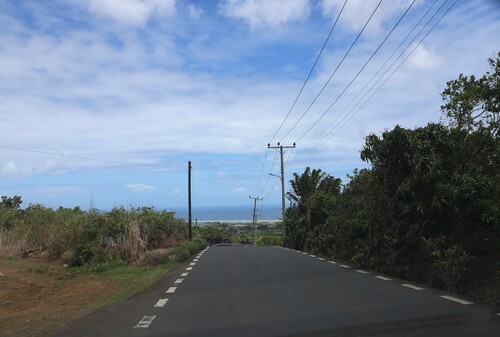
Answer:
[[267, 142, 296, 242], [249, 196, 263, 246], [188, 161, 192, 241]]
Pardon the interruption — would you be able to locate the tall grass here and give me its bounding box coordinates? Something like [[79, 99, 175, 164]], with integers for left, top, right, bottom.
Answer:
[[0, 201, 205, 267]]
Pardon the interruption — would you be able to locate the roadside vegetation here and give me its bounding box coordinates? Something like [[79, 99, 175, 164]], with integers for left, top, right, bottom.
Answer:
[[283, 52, 499, 305], [0, 202, 207, 337]]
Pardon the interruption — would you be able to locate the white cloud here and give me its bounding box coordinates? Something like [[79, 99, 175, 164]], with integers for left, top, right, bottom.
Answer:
[[1, 161, 20, 176], [219, 0, 310, 28], [79, 0, 176, 25], [321, 0, 416, 35], [126, 183, 155, 192], [188, 4, 203, 19], [407, 44, 442, 69], [233, 186, 246, 193]]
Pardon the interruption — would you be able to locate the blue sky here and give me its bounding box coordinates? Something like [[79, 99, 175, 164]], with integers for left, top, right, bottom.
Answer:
[[0, 0, 499, 214]]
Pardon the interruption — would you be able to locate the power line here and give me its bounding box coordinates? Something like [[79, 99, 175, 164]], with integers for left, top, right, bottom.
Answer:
[[294, 0, 417, 143], [250, 148, 269, 196], [257, 149, 278, 197], [295, 0, 441, 159], [278, 0, 383, 143], [295, 0, 457, 164], [269, 0, 348, 144], [0, 144, 184, 168]]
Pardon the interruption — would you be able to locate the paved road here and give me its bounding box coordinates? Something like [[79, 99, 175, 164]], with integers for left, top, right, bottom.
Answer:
[[53, 245, 500, 337]]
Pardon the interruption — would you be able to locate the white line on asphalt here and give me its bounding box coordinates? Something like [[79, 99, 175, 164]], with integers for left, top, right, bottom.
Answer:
[[375, 276, 392, 281], [196, 255, 201, 258], [174, 278, 183, 284], [190, 262, 196, 266], [318, 257, 326, 261], [339, 264, 351, 268], [193, 259, 199, 262], [302, 252, 307, 255], [401, 283, 425, 291], [186, 267, 193, 271], [328, 261, 337, 264], [356, 270, 370, 274], [154, 299, 169, 307], [181, 272, 189, 277], [309, 254, 316, 258], [496, 313, 500, 316], [134, 315, 156, 328], [166, 287, 177, 293], [439, 295, 473, 305]]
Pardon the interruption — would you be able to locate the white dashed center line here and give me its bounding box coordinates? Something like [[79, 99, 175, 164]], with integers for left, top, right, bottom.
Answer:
[[174, 278, 184, 284], [375, 276, 391, 281], [401, 283, 425, 291], [166, 287, 177, 294], [154, 299, 169, 307], [439, 295, 473, 305], [181, 272, 189, 277], [134, 316, 156, 328]]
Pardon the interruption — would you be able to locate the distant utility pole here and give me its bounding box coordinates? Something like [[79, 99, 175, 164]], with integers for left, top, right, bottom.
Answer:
[[249, 196, 263, 246], [267, 142, 296, 241], [188, 161, 192, 241]]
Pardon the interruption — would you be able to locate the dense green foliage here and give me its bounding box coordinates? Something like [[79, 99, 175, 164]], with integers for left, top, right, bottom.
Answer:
[[0, 200, 207, 267], [284, 53, 499, 303]]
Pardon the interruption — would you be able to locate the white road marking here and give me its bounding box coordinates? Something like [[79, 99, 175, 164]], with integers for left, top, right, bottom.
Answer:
[[318, 257, 326, 261], [193, 259, 199, 262], [190, 262, 196, 266], [339, 264, 351, 268], [309, 254, 316, 258], [166, 287, 177, 293], [439, 295, 473, 305], [328, 261, 337, 264], [154, 299, 169, 307], [302, 252, 307, 255], [174, 278, 184, 284], [356, 270, 369, 274], [496, 313, 500, 316], [181, 272, 189, 277], [401, 283, 425, 291], [375, 276, 392, 281], [134, 316, 156, 328], [186, 267, 193, 271]]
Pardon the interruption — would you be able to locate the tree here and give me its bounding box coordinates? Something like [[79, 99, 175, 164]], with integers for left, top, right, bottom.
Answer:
[[1, 195, 22, 209], [286, 167, 341, 250], [441, 51, 499, 135]]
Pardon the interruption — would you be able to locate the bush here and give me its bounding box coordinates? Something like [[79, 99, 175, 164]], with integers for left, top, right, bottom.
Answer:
[[174, 238, 207, 262], [70, 244, 95, 267]]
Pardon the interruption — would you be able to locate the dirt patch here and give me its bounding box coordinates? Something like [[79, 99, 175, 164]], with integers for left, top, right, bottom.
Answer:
[[0, 256, 162, 337]]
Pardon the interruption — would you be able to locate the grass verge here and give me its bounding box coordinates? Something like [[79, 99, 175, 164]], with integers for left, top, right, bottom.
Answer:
[[0, 256, 175, 337]]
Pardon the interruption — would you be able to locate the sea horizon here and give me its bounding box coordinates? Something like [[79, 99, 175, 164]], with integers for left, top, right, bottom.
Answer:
[[171, 205, 282, 222]]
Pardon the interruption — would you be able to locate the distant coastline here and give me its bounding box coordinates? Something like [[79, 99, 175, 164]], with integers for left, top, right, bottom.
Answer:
[[172, 205, 282, 222]]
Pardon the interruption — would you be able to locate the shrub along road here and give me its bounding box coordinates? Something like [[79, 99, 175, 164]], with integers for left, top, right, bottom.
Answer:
[[52, 245, 500, 337]]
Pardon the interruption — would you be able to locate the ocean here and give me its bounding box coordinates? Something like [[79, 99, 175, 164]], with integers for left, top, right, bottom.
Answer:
[[172, 205, 282, 222]]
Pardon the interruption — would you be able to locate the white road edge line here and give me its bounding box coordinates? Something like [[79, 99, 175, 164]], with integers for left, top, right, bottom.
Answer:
[[166, 287, 177, 293], [328, 261, 337, 264], [154, 299, 169, 307], [134, 315, 156, 328], [186, 267, 193, 271], [309, 254, 316, 258], [356, 270, 369, 274], [181, 272, 189, 277], [439, 295, 473, 305], [375, 276, 392, 281], [318, 257, 326, 261], [174, 278, 184, 284], [339, 264, 351, 268], [401, 283, 425, 291], [190, 262, 196, 266]]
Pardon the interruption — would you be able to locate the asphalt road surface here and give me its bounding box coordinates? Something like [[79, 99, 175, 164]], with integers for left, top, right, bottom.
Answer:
[[52, 245, 500, 337]]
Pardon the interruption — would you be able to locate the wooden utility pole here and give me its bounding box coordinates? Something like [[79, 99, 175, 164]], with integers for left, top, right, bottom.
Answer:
[[267, 143, 296, 241], [249, 196, 263, 246], [188, 161, 192, 241]]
